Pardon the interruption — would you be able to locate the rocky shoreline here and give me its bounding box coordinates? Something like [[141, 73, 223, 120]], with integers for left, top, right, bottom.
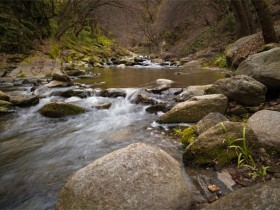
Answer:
[[1, 45, 280, 209]]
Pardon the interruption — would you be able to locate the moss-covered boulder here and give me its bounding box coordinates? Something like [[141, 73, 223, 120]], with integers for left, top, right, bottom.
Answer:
[[0, 91, 10, 101], [183, 121, 258, 167], [39, 102, 86, 118]]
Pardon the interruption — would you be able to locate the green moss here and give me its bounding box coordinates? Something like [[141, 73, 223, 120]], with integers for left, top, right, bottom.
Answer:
[[174, 126, 197, 149], [183, 144, 237, 168], [49, 45, 61, 59], [44, 73, 52, 78], [212, 54, 228, 68], [22, 55, 39, 63], [17, 71, 26, 78], [39, 102, 86, 118], [0, 100, 12, 108]]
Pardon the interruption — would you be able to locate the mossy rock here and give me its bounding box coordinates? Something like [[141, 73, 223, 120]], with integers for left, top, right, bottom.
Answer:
[[0, 91, 10, 101], [39, 102, 86, 118], [0, 99, 12, 108], [174, 126, 197, 149], [0, 100, 15, 115], [10, 95, 39, 107], [183, 121, 258, 168]]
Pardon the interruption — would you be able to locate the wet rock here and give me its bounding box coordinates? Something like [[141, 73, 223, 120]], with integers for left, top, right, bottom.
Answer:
[[10, 95, 39, 107], [145, 104, 167, 114], [183, 121, 257, 167], [52, 73, 72, 85], [195, 175, 218, 203], [33, 86, 51, 98], [116, 64, 126, 68], [151, 58, 163, 63], [175, 85, 212, 102], [204, 179, 280, 210], [206, 75, 266, 106], [137, 92, 159, 105], [39, 102, 86, 118], [0, 100, 15, 115], [46, 80, 68, 88], [100, 88, 126, 98], [248, 110, 280, 149], [156, 78, 174, 85], [196, 112, 228, 135], [236, 47, 280, 90], [146, 84, 170, 94], [134, 56, 144, 62], [61, 89, 91, 98], [92, 102, 112, 110], [56, 143, 192, 210], [0, 91, 10, 101], [157, 94, 228, 123]]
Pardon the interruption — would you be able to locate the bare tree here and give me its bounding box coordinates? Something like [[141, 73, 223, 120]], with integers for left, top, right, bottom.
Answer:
[[251, 0, 278, 43]]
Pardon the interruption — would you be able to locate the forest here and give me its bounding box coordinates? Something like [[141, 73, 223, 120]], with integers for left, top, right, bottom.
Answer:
[[0, 1, 280, 210]]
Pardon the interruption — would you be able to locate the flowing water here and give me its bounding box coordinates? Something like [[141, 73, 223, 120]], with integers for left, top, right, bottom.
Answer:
[[0, 66, 224, 209]]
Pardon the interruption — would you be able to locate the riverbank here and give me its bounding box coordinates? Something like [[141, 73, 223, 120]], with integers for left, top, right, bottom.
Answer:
[[1, 32, 280, 209]]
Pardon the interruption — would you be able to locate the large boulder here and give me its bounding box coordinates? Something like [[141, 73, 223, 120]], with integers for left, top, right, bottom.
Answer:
[[39, 102, 86, 118], [0, 91, 10, 101], [10, 95, 39, 107], [183, 121, 257, 167], [204, 179, 280, 210], [248, 110, 280, 149], [196, 112, 228, 135], [175, 85, 212, 102], [157, 94, 228, 123], [206, 75, 266, 106], [225, 33, 263, 68], [57, 143, 192, 210], [236, 47, 280, 90]]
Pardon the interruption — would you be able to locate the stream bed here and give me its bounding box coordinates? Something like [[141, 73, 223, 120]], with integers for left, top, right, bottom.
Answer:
[[0, 66, 225, 209]]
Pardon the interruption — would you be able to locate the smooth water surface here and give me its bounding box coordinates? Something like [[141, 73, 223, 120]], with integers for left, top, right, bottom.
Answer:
[[75, 66, 225, 88], [0, 66, 224, 209]]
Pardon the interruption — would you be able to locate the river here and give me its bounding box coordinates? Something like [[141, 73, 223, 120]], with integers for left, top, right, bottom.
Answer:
[[0, 66, 224, 209]]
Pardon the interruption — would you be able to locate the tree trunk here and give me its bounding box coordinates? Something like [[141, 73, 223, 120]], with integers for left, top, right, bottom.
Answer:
[[231, 0, 251, 37], [251, 0, 278, 43], [242, 0, 256, 34]]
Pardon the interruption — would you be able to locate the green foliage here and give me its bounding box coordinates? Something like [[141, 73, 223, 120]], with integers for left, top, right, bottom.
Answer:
[[212, 54, 228, 68], [174, 126, 197, 149], [221, 123, 270, 181], [0, 0, 52, 53], [49, 45, 61, 59], [252, 165, 270, 181]]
